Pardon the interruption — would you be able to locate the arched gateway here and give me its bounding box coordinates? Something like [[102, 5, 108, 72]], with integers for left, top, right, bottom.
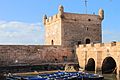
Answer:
[[76, 42, 120, 74], [85, 58, 95, 71], [102, 57, 117, 74]]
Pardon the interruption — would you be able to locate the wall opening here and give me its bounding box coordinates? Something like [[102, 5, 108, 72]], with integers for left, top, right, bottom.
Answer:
[[86, 27, 88, 31], [85, 58, 95, 71], [88, 19, 91, 21], [86, 39, 90, 44], [77, 41, 81, 46], [51, 40, 54, 45], [102, 57, 117, 74], [63, 56, 67, 62], [55, 58, 58, 63]]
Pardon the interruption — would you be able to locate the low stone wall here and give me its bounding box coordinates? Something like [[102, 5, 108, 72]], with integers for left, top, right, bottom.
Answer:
[[0, 45, 74, 68]]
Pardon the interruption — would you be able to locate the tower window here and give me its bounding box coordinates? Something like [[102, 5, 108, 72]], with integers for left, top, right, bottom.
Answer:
[[86, 27, 88, 31], [88, 19, 91, 21], [51, 40, 54, 45], [86, 39, 90, 44]]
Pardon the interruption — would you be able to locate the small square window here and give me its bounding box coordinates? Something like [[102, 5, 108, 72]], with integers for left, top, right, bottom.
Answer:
[[88, 19, 91, 21]]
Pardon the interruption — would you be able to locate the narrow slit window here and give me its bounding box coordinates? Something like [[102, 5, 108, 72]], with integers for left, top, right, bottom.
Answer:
[[51, 40, 54, 45]]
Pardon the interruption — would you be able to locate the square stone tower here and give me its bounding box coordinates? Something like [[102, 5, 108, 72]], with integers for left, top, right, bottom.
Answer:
[[43, 5, 104, 47]]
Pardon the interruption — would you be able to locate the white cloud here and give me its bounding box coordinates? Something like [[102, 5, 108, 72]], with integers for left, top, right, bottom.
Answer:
[[0, 21, 44, 45]]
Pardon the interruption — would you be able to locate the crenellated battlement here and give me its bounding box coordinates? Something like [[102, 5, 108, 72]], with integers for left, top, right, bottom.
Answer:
[[77, 42, 120, 48], [43, 5, 104, 25], [43, 13, 62, 25], [43, 5, 64, 25]]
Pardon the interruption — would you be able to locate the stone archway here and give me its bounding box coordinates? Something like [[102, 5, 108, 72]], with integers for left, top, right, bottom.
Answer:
[[86, 39, 90, 44], [102, 57, 117, 74], [85, 58, 95, 71]]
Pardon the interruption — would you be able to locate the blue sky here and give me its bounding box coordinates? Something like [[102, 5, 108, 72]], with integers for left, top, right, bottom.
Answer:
[[0, 0, 120, 44]]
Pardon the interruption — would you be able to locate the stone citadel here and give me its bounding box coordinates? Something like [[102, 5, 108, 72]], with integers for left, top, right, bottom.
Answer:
[[44, 5, 103, 46], [0, 5, 119, 74]]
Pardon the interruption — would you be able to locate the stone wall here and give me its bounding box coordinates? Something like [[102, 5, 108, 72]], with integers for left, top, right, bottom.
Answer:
[[0, 45, 74, 67], [44, 14, 62, 45], [61, 12, 102, 47]]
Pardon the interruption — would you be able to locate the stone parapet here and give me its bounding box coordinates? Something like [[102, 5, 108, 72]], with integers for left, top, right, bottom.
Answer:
[[77, 42, 119, 49], [0, 45, 73, 67], [43, 14, 61, 25]]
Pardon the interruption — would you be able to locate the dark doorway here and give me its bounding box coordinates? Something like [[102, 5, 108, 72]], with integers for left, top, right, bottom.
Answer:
[[102, 57, 116, 74], [85, 58, 95, 71], [77, 41, 81, 46], [51, 40, 54, 45], [86, 39, 90, 44]]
